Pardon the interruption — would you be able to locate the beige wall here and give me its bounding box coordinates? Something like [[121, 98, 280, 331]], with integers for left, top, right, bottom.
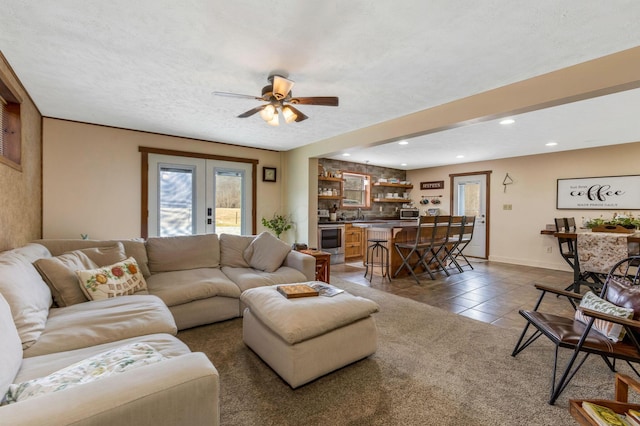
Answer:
[[42, 119, 285, 240], [285, 48, 640, 251], [0, 54, 42, 251], [407, 142, 640, 271]]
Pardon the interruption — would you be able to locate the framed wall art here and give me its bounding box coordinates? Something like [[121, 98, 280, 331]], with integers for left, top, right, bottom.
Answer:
[[262, 167, 277, 182], [556, 175, 640, 210]]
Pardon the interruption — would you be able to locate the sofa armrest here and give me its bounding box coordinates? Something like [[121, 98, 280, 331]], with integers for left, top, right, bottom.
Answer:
[[0, 352, 219, 426], [283, 250, 316, 281]]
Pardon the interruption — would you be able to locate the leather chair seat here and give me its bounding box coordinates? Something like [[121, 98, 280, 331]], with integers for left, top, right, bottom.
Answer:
[[521, 310, 640, 359]]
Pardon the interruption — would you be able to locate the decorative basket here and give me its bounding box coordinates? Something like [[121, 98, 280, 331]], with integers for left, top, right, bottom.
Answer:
[[591, 225, 637, 234]]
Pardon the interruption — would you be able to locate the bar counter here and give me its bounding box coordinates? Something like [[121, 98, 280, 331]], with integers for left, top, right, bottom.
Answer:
[[352, 221, 421, 277]]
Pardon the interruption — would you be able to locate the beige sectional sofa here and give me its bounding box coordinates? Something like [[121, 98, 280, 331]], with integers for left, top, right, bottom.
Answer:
[[0, 232, 315, 425]]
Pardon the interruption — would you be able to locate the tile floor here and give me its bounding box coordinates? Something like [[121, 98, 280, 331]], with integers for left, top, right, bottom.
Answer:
[[331, 258, 580, 329]]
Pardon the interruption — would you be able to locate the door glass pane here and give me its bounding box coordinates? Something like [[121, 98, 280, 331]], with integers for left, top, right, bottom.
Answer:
[[457, 182, 481, 217], [159, 166, 194, 236], [215, 170, 243, 235]]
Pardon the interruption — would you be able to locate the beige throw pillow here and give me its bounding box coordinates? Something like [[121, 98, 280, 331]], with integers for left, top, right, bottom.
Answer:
[[76, 257, 148, 301], [243, 232, 292, 273], [219, 234, 254, 268], [34, 251, 98, 307]]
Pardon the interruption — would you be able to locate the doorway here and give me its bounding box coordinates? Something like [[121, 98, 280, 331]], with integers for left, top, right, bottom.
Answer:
[[146, 153, 253, 237], [450, 171, 491, 259]]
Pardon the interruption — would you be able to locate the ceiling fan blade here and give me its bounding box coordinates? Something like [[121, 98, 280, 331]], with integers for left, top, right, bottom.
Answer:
[[213, 91, 264, 101], [237, 105, 267, 118], [289, 96, 339, 106], [271, 75, 295, 100], [284, 105, 308, 122]]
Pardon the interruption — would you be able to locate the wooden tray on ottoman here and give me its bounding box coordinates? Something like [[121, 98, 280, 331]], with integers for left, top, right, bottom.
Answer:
[[570, 374, 640, 425]]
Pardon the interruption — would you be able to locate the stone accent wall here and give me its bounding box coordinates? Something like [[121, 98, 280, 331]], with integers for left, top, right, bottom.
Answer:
[[318, 158, 408, 220]]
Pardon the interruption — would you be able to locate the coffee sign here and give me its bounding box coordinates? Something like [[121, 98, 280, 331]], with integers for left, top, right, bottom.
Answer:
[[557, 175, 640, 210]]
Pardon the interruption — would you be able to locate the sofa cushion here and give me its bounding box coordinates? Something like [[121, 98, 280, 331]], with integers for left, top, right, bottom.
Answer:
[[4, 342, 167, 404], [0, 246, 53, 350], [76, 257, 148, 301], [77, 243, 127, 267], [221, 266, 308, 292], [33, 239, 151, 278], [0, 293, 23, 402], [243, 231, 292, 273], [146, 234, 220, 273], [34, 251, 98, 307], [219, 233, 254, 268], [145, 268, 240, 307], [22, 295, 177, 358], [16, 334, 190, 383]]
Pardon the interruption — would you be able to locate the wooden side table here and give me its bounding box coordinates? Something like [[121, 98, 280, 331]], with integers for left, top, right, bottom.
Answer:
[[299, 249, 331, 283]]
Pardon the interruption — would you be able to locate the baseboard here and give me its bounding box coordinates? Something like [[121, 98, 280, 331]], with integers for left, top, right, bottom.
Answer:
[[488, 255, 572, 272]]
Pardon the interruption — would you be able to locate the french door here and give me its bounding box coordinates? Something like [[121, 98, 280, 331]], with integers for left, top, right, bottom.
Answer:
[[147, 153, 253, 237], [451, 172, 490, 259]]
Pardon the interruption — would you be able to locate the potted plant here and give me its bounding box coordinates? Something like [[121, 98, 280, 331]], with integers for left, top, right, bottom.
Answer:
[[584, 213, 640, 233], [261, 214, 293, 239]]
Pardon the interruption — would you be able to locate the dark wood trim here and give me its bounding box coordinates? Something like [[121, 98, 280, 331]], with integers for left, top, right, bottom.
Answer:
[[138, 146, 259, 165], [139, 147, 258, 237], [140, 151, 149, 239], [449, 170, 492, 259]]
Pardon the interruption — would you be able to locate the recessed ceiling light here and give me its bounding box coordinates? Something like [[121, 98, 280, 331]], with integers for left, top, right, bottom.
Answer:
[[342, 153, 350, 157], [545, 141, 558, 146], [398, 141, 409, 145], [400, 163, 407, 166], [456, 155, 464, 159], [500, 119, 515, 125]]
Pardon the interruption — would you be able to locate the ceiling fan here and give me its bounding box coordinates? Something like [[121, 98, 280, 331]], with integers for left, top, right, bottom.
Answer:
[[213, 74, 339, 126]]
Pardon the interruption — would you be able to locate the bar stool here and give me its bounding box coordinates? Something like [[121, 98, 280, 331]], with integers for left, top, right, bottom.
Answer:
[[364, 238, 391, 282]]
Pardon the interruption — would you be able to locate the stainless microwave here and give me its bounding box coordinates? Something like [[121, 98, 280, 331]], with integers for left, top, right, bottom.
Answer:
[[400, 208, 419, 219]]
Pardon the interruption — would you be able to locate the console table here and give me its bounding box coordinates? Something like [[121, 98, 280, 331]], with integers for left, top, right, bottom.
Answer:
[[300, 249, 331, 283]]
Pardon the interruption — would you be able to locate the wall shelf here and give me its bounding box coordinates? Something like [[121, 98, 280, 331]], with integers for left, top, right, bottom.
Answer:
[[373, 182, 413, 189], [319, 176, 344, 182], [318, 195, 343, 200], [372, 198, 411, 203]]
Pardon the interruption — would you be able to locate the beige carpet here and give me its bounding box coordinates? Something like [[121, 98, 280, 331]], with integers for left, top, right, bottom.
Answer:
[[178, 279, 632, 425]]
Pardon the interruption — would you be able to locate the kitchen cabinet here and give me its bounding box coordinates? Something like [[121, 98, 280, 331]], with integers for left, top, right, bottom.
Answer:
[[344, 223, 363, 260], [372, 182, 413, 202]]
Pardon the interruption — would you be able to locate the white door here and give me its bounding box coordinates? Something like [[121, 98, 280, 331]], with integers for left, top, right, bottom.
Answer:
[[148, 154, 252, 237], [452, 174, 487, 258]]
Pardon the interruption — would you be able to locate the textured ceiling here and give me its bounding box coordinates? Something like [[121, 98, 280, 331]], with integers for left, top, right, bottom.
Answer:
[[1, 1, 640, 168]]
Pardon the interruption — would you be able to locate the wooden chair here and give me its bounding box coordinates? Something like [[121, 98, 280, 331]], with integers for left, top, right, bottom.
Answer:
[[511, 256, 640, 404], [393, 215, 450, 283]]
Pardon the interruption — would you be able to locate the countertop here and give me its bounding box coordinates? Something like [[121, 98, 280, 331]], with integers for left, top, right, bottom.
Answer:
[[318, 219, 418, 227]]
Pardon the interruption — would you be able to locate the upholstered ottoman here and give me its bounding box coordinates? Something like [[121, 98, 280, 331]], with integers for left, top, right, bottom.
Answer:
[[240, 283, 379, 388]]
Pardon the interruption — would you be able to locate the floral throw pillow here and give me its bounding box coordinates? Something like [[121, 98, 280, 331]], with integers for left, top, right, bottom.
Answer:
[[575, 291, 634, 342], [3, 342, 165, 404], [75, 257, 147, 301]]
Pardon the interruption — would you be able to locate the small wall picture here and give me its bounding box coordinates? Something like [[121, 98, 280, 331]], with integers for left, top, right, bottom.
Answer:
[[263, 167, 277, 182]]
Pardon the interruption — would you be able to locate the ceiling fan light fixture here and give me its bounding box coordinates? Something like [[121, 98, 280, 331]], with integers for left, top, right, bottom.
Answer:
[[282, 106, 298, 124], [260, 104, 276, 121], [271, 75, 295, 100], [266, 112, 279, 126]]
